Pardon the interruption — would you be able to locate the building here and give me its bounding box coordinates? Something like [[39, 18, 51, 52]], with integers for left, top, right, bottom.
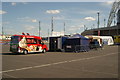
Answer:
[[82, 8, 120, 36], [81, 25, 120, 36], [0, 35, 11, 40]]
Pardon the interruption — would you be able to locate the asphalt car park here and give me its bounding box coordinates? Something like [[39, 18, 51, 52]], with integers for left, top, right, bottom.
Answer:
[[1, 44, 119, 78]]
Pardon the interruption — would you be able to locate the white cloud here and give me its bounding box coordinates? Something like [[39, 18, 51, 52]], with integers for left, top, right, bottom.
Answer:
[[11, 2, 28, 6], [100, 1, 113, 8], [0, 10, 7, 15], [106, 0, 114, 5], [31, 19, 37, 22], [84, 17, 96, 21], [11, 2, 16, 6], [46, 10, 60, 14]]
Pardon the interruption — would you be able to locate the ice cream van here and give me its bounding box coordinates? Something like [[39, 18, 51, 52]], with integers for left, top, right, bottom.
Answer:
[[10, 33, 48, 54]]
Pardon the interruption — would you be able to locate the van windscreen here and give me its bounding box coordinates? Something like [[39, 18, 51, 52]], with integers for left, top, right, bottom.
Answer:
[[11, 36, 20, 43]]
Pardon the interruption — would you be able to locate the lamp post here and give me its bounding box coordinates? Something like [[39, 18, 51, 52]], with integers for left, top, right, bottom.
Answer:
[[64, 22, 65, 36], [2, 26, 4, 40], [97, 11, 100, 36], [84, 25, 86, 31], [39, 21, 41, 37], [104, 18, 106, 27], [97, 12, 100, 29], [51, 16, 54, 36]]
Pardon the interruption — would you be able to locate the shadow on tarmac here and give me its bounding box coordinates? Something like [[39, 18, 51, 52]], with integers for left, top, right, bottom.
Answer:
[[0, 52, 23, 55], [1, 52, 45, 55]]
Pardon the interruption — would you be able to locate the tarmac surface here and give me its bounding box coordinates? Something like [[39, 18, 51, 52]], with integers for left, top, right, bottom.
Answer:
[[0, 44, 119, 79]]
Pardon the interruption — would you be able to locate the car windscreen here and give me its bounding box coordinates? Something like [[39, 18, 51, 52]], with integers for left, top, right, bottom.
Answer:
[[11, 36, 20, 43]]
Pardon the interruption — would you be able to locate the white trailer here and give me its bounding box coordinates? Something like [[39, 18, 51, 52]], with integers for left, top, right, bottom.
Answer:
[[91, 36, 114, 45]]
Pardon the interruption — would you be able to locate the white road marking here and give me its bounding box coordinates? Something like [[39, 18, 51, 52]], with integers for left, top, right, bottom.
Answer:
[[2, 70, 15, 73], [1, 52, 117, 74]]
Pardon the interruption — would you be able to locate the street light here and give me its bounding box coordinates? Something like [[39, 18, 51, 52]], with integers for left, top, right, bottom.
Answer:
[[51, 16, 54, 36], [64, 22, 65, 36], [97, 11, 100, 29], [104, 18, 106, 27], [97, 11, 100, 36], [39, 21, 41, 37], [84, 25, 86, 31]]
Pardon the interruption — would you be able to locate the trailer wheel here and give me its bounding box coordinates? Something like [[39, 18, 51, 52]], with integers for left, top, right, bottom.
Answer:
[[23, 50, 28, 55], [42, 49, 46, 53]]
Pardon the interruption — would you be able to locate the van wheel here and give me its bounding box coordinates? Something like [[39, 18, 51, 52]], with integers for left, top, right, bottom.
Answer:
[[42, 49, 46, 53], [23, 50, 28, 55]]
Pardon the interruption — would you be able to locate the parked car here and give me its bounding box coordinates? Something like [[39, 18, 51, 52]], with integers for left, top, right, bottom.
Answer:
[[10, 33, 48, 54], [89, 39, 100, 49]]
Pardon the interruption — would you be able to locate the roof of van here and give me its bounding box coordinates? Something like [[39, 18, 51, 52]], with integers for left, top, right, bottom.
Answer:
[[12, 35, 42, 39]]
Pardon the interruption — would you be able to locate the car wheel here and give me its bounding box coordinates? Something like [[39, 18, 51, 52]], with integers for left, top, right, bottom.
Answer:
[[42, 49, 46, 53], [23, 50, 28, 55]]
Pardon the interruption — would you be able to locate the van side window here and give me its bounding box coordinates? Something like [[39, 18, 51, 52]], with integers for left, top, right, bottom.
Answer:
[[32, 39, 37, 44], [26, 38, 37, 44], [27, 39, 32, 43]]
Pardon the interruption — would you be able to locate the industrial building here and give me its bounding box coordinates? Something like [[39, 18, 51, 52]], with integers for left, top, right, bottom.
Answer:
[[81, 8, 120, 36], [81, 25, 120, 36]]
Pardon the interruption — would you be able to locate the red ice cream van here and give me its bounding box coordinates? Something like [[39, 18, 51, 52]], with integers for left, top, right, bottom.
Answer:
[[10, 33, 48, 54]]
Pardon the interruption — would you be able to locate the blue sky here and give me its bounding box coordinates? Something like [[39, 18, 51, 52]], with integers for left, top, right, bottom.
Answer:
[[1, 2, 113, 37]]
